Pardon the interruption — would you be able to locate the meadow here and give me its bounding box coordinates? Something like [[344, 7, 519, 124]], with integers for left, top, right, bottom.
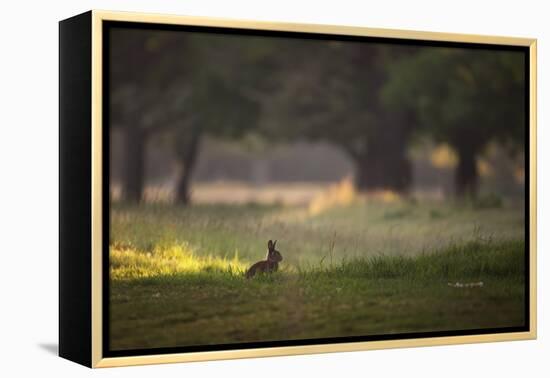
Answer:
[[109, 195, 526, 351]]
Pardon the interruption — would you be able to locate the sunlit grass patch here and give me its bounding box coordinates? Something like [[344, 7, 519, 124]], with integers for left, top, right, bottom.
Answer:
[[110, 242, 247, 280]]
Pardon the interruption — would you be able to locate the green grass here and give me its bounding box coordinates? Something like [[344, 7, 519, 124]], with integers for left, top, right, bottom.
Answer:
[[111, 200, 524, 264], [109, 201, 526, 351]]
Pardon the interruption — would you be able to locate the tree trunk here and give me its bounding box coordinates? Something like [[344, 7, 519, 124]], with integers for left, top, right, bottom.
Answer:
[[175, 126, 202, 205], [353, 123, 412, 193], [455, 145, 479, 198], [122, 126, 146, 203], [355, 150, 411, 193]]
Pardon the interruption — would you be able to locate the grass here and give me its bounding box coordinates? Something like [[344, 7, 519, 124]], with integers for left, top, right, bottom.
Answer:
[[110, 242, 246, 280], [111, 199, 524, 264], [109, 200, 526, 351]]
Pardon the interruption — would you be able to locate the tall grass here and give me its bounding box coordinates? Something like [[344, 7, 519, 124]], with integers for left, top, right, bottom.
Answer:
[[111, 200, 525, 267], [111, 238, 524, 284], [300, 239, 524, 281]]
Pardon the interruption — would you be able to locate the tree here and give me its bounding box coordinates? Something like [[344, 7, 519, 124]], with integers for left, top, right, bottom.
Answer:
[[382, 47, 525, 197], [170, 74, 259, 204], [158, 32, 265, 204], [261, 40, 419, 192], [109, 28, 191, 202], [110, 29, 263, 204]]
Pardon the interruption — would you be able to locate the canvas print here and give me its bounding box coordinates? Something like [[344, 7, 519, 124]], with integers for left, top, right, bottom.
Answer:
[[107, 24, 527, 353]]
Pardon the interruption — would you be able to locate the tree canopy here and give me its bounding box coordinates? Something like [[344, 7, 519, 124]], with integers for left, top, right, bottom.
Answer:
[[382, 46, 525, 196]]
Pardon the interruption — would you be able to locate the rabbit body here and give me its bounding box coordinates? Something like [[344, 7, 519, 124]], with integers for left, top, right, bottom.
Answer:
[[245, 240, 283, 279]]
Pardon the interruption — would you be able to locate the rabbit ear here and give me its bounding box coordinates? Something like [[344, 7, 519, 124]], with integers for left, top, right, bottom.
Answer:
[[273, 240, 277, 248], [268, 240, 273, 249]]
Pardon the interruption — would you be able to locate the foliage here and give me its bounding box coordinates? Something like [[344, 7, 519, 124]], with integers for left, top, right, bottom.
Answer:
[[382, 46, 525, 196], [261, 42, 420, 191], [384, 47, 525, 147]]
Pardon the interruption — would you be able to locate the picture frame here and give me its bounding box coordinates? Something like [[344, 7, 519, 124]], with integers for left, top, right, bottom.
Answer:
[[59, 10, 537, 368]]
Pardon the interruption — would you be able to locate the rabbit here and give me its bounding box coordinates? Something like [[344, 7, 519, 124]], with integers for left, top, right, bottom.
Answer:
[[245, 240, 283, 279]]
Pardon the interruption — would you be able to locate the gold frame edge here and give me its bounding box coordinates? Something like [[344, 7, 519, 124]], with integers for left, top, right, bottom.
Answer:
[[89, 9, 538, 368], [93, 9, 535, 46], [91, 10, 104, 368], [95, 332, 535, 368], [528, 40, 537, 338]]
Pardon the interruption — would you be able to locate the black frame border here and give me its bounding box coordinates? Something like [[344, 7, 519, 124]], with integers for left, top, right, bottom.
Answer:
[[59, 11, 93, 367]]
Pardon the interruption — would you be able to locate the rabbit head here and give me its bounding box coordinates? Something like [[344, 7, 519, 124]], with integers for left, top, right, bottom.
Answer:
[[267, 240, 283, 263]]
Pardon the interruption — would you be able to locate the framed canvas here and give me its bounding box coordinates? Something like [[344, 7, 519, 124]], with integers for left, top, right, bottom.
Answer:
[[59, 10, 537, 368]]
